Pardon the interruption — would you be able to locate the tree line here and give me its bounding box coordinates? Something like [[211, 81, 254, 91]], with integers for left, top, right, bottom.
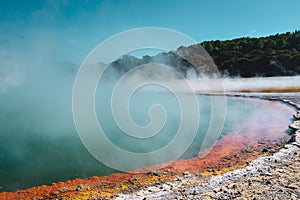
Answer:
[[200, 30, 300, 77], [110, 30, 300, 78]]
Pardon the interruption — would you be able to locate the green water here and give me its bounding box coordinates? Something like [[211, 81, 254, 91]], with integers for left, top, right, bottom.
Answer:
[[0, 92, 293, 192]]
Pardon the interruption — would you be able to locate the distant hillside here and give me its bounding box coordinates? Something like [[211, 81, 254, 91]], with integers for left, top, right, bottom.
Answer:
[[110, 31, 300, 78], [200, 30, 300, 77]]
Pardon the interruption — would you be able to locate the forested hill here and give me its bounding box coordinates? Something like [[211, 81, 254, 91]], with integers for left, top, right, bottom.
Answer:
[[200, 30, 300, 77], [110, 31, 300, 78]]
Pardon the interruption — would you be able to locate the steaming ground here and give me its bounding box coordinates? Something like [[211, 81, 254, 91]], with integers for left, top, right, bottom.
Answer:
[[197, 76, 300, 93], [221, 76, 300, 91], [139, 75, 300, 94]]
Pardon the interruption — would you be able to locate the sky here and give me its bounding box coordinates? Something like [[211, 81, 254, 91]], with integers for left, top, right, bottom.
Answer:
[[0, 0, 300, 71]]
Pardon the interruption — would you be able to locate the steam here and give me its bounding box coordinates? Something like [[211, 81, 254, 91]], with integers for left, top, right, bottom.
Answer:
[[187, 76, 300, 94], [0, 34, 299, 191], [0, 27, 84, 191], [0, 43, 219, 191], [221, 76, 300, 91], [147, 75, 300, 94]]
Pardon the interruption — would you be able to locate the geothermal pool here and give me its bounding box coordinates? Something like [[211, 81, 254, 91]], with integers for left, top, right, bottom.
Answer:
[[0, 93, 295, 192]]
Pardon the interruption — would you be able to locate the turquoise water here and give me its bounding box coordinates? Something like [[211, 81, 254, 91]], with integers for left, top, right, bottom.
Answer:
[[0, 91, 293, 192]]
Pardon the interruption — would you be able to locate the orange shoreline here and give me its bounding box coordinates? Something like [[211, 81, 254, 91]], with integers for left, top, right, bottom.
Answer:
[[0, 97, 295, 200], [237, 87, 300, 93], [194, 87, 300, 94]]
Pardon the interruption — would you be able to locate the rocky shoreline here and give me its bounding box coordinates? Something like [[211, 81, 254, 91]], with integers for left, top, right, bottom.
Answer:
[[116, 94, 300, 199]]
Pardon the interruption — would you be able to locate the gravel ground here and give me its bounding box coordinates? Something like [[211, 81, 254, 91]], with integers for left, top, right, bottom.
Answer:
[[116, 94, 300, 200]]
